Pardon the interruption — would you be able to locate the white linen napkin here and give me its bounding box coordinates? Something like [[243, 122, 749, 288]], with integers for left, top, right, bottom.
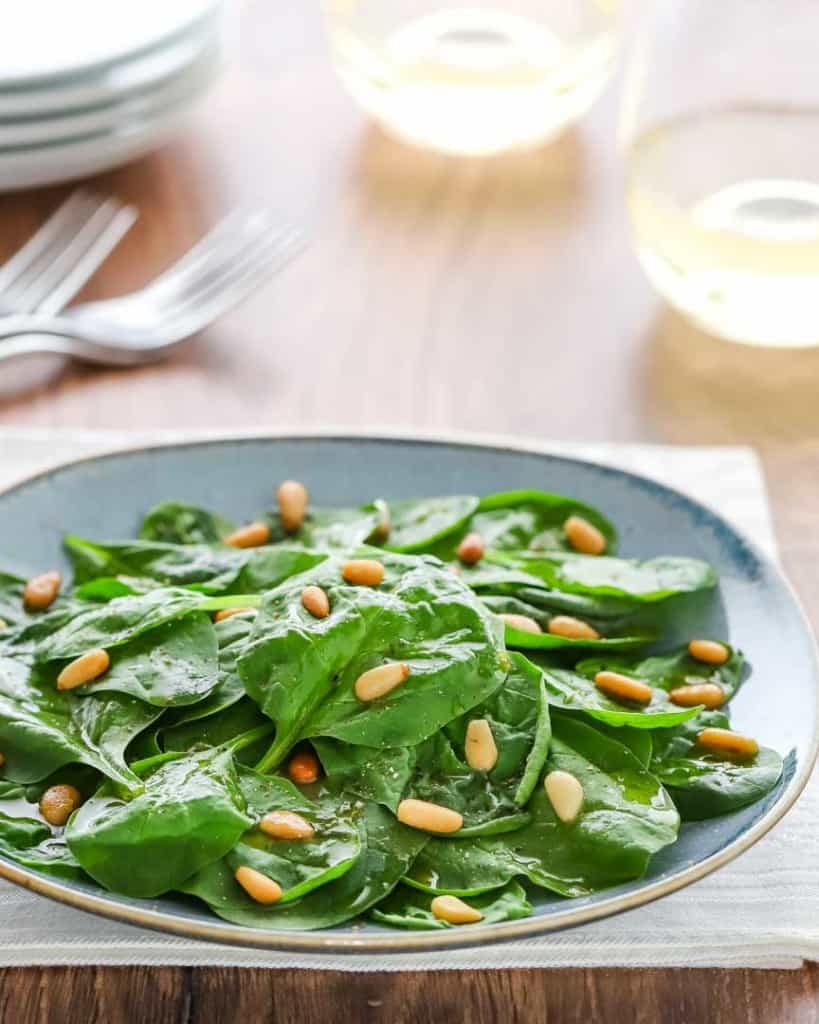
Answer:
[[0, 428, 813, 971]]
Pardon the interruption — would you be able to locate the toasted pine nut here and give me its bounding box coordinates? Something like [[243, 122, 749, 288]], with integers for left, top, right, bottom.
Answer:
[[0, 752, 4, 768], [544, 770, 584, 823], [301, 585, 330, 619], [234, 866, 282, 904], [373, 502, 391, 541], [396, 799, 463, 834], [288, 750, 321, 785], [697, 728, 759, 759], [23, 571, 60, 611], [465, 719, 498, 772], [57, 648, 110, 691], [688, 639, 730, 665], [430, 895, 483, 925], [224, 521, 270, 549], [355, 661, 410, 702], [259, 810, 315, 841], [594, 670, 652, 705], [564, 516, 606, 555], [501, 613, 543, 635], [669, 682, 725, 709], [214, 606, 256, 622], [277, 480, 309, 533], [39, 784, 81, 827], [548, 615, 600, 641], [457, 532, 484, 566], [342, 559, 385, 586]]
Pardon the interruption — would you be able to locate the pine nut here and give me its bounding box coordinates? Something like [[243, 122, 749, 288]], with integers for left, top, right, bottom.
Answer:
[[457, 532, 484, 565], [564, 516, 606, 555], [23, 571, 61, 611], [697, 727, 759, 759], [355, 662, 410, 702], [501, 613, 543, 635], [548, 615, 600, 640], [288, 750, 321, 785], [277, 480, 309, 533], [396, 799, 463, 834], [373, 502, 391, 541], [0, 618, 7, 630], [234, 865, 282, 904], [594, 670, 652, 705], [213, 606, 256, 622], [465, 719, 498, 772], [342, 559, 385, 586], [57, 648, 110, 691], [0, 752, 4, 768], [544, 770, 584, 823], [301, 585, 330, 619], [259, 810, 315, 841], [39, 784, 81, 827], [669, 682, 725, 709], [688, 639, 730, 665], [430, 895, 483, 925], [224, 521, 270, 549]]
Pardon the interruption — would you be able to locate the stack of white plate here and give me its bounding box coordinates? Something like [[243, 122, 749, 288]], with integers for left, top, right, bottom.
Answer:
[[0, 0, 227, 191]]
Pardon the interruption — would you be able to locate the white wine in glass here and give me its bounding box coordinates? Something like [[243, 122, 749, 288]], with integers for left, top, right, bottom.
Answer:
[[323, 0, 624, 156], [622, 2, 819, 347]]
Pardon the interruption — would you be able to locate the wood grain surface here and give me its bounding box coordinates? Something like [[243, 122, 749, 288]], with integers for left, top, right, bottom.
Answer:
[[1, 1, 818, 1021]]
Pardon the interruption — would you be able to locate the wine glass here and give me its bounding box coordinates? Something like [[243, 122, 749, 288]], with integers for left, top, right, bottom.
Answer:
[[620, 0, 819, 347], [322, 0, 625, 156]]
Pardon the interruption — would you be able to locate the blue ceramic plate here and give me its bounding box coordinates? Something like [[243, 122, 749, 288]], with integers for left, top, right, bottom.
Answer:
[[0, 434, 816, 953]]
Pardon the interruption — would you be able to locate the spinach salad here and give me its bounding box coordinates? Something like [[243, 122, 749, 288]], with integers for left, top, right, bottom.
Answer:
[[0, 482, 784, 931]]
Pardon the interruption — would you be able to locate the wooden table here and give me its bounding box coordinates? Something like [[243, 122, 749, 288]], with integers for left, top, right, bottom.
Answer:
[[1, 2, 819, 1020]]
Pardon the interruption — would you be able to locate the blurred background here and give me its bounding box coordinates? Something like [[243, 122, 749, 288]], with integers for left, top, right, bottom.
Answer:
[[0, 0, 817, 458]]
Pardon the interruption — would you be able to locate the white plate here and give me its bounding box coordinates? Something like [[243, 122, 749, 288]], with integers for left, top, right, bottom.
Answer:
[[0, 75, 216, 192], [0, 42, 223, 147], [1, 0, 223, 85], [0, 13, 224, 118]]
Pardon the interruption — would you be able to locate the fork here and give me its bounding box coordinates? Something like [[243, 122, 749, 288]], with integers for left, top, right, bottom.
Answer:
[[0, 212, 303, 366], [0, 191, 137, 316]]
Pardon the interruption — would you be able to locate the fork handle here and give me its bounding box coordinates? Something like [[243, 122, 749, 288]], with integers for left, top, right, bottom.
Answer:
[[0, 332, 154, 367], [0, 313, 88, 342]]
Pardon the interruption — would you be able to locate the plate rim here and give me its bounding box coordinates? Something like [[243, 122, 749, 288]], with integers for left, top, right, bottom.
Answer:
[[0, 428, 816, 955]]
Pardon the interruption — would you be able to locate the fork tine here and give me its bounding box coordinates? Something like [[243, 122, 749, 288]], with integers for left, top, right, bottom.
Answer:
[[168, 225, 304, 325], [15, 198, 134, 314], [0, 191, 93, 296], [34, 201, 137, 315], [143, 210, 278, 297], [169, 217, 295, 305]]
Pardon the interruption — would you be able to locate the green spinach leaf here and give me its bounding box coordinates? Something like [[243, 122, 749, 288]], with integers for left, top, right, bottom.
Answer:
[[382, 496, 479, 552], [0, 654, 160, 791], [405, 715, 679, 898], [539, 663, 703, 730], [462, 490, 616, 555], [240, 553, 508, 770], [371, 880, 531, 930], [487, 551, 716, 602], [66, 613, 219, 707], [223, 771, 361, 902], [317, 654, 549, 824], [140, 501, 235, 544], [650, 711, 784, 820], [578, 645, 745, 704], [0, 811, 86, 880], [183, 799, 426, 930], [65, 536, 326, 596], [66, 748, 252, 897]]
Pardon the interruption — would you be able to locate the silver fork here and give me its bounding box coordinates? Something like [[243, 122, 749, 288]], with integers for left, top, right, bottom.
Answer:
[[0, 191, 137, 315], [0, 212, 303, 366]]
